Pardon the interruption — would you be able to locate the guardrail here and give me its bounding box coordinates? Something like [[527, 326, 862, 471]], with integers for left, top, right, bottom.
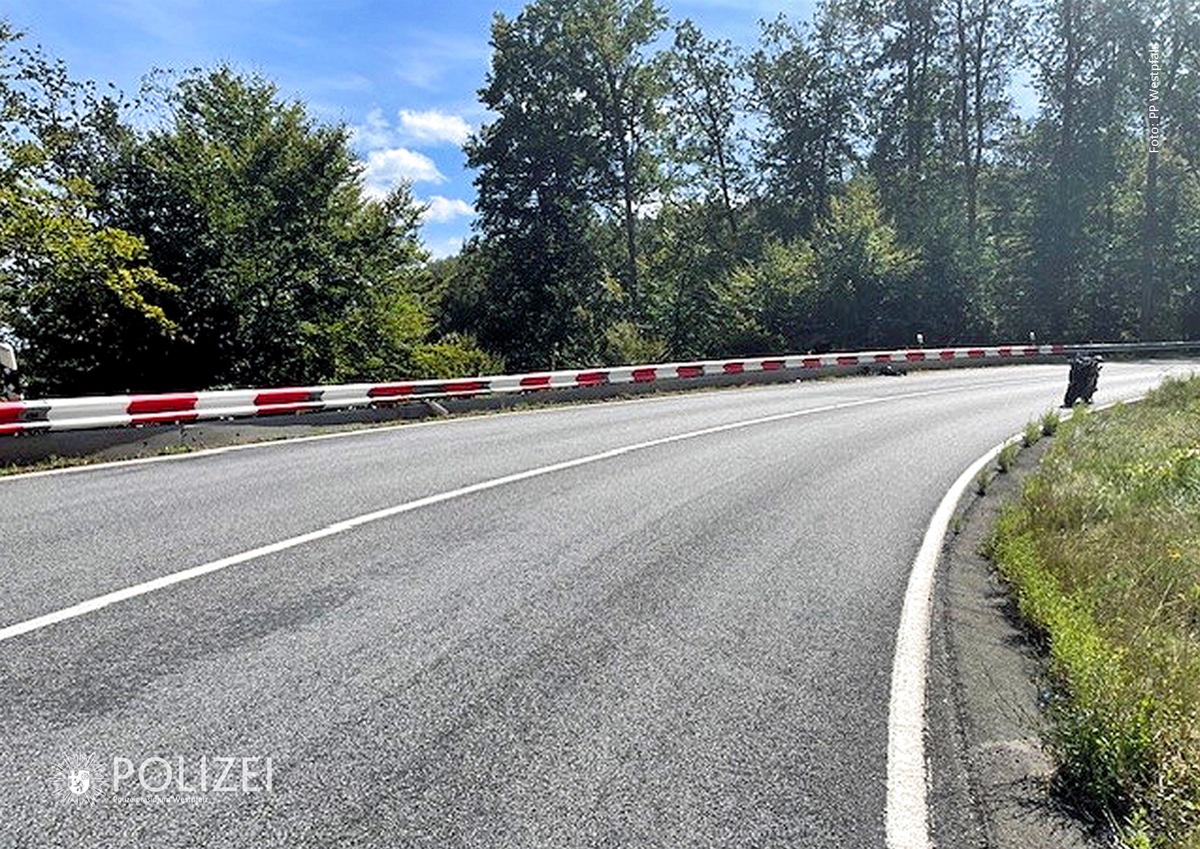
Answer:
[[1, 340, 1196, 437]]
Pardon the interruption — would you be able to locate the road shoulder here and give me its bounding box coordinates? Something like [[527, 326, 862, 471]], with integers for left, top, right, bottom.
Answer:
[[926, 439, 1106, 848]]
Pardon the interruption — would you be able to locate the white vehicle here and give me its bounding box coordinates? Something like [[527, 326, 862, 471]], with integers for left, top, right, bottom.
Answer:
[[0, 341, 20, 401]]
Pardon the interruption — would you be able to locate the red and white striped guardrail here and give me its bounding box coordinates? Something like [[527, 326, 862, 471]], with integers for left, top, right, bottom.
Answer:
[[0, 340, 1183, 436]]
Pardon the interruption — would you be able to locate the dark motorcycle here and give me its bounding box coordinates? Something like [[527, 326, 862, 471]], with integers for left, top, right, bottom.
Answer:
[[1063, 354, 1102, 407]]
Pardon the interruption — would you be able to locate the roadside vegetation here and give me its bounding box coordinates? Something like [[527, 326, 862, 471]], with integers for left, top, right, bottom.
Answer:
[[990, 377, 1200, 847]]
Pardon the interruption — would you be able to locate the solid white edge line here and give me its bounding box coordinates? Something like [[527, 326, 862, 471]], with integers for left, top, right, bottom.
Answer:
[[1, 386, 976, 644], [885, 435, 1010, 849], [884, 389, 1166, 849]]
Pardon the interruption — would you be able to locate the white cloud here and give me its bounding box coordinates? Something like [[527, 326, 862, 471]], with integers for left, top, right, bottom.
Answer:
[[352, 108, 473, 153], [361, 148, 446, 200], [422, 196, 475, 223], [398, 110, 472, 146], [426, 236, 466, 260], [352, 107, 394, 150]]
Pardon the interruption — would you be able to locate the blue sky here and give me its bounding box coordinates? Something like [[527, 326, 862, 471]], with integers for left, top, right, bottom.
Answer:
[[0, 0, 812, 258]]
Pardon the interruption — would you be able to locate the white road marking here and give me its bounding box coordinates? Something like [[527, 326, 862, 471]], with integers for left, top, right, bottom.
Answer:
[[886, 436, 1009, 849]]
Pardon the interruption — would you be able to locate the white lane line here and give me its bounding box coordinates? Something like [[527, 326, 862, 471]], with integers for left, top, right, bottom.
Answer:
[[886, 436, 1009, 849], [1, 383, 995, 644]]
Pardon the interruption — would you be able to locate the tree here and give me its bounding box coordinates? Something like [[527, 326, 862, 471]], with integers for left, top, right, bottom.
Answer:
[[948, 0, 1026, 245], [0, 22, 175, 396], [1022, 0, 1148, 338], [747, 13, 857, 240], [1136, 0, 1200, 338], [835, 0, 951, 236], [731, 177, 919, 351], [566, 0, 668, 316], [105, 67, 433, 388], [467, 3, 615, 368], [665, 20, 747, 248]]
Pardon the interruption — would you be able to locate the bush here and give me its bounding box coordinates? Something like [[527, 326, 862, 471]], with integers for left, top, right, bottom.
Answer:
[[602, 321, 668, 366], [408, 334, 503, 379]]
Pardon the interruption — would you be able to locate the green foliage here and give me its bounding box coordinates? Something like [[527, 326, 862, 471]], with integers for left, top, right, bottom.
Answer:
[[746, 13, 854, 240], [602, 320, 667, 365], [407, 334, 502, 380], [117, 67, 432, 389], [0, 26, 176, 395], [996, 441, 1020, 472], [1041, 409, 1062, 437], [465, 0, 670, 368], [0, 177, 178, 395], [665, 20, 746, 247], [1022, 420, 1043, 447], [991, 376, 1200, 845], [727, 177, 921, 351], [0, 28, 476, 394]]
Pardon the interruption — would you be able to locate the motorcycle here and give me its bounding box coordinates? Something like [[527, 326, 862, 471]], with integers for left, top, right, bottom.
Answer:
[[1062, 354, 1102, 407]]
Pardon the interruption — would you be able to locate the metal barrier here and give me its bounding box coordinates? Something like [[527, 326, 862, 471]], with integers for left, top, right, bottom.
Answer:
[[1, 341, 1194, 437]]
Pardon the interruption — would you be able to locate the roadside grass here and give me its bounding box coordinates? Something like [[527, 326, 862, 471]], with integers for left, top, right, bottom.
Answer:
[[997, 440, 1021, 472], [1041, 407, 1062, 437], [990, 376, 1200, 847], [1023, 419, 1044, 448]]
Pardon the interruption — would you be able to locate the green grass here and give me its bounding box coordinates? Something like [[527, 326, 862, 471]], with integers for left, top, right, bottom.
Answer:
[[1041, 408, 1062, 437], [991, 376, 1200, 847], [1024, 419, 1044, 448], [996, 440, 1021, 473]]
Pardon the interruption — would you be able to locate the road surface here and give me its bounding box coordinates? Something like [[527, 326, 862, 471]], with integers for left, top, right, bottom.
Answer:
[[1, 361, 1194, 848]]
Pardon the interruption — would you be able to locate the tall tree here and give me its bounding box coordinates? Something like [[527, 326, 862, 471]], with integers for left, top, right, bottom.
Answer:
[[1138, 0, 1200, 338], [747, 14, 857, 240], [1024, 0, 1148, 338], [665, 19, 746, 248], [837, 0, 951, 235], [566, 0, 667, 316], [467, 0, 668, 366], [949, 0, 1025, 244], [466, 4, 611, 368]]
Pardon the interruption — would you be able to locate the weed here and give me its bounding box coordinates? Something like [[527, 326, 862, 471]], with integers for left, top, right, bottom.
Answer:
[[1023, 420, 1043, 447], [1041, 409, 1061, 437], [996, 441, 1020, 473], [990, 376, 1200, 845]]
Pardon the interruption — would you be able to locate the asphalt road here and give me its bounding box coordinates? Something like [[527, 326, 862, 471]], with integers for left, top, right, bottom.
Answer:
[[1, 362, 1195, 848]]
